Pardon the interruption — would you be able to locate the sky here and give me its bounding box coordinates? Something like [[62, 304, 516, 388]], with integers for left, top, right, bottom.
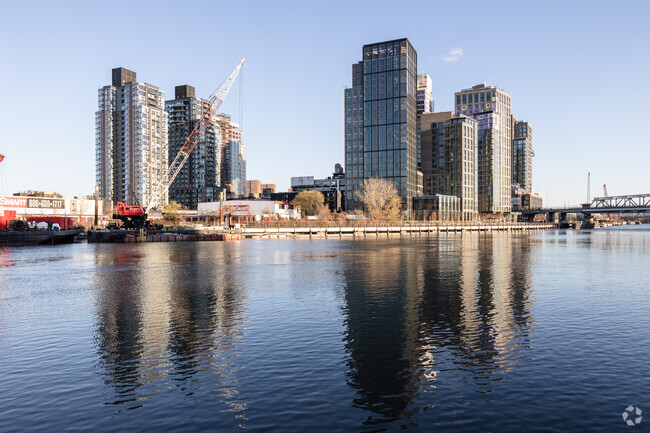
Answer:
[[0, 0, 648, 207]]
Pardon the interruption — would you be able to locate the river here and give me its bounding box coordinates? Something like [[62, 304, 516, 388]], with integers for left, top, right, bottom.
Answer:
[[0, 227, 648, 432]]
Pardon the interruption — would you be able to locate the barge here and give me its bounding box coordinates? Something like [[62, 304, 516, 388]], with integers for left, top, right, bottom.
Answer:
[[0, 229, 83, 246]]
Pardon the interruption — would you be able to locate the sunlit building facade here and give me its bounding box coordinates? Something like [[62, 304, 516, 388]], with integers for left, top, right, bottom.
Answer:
[[345, 38, 419, 214], [416, 73, 434, 167], [166, 85, 221, 209], [95, 67, 168, 206], [454, 83, 512, 213], [512, 118, 533, 193], [421, 112, 478, 220], [217, 114, 246, 198]]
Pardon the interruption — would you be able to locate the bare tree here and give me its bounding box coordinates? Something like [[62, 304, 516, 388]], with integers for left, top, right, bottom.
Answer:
[[75, 199, 90, 227], [316, 204, 332, 221], [359, 178, 402, 221]]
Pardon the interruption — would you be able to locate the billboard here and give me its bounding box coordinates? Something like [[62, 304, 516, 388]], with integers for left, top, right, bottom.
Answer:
[[223, 204, 251, 216], [26, 197, 65, 209], [0, 196, 65, 209], [0, 196, 27, 208]]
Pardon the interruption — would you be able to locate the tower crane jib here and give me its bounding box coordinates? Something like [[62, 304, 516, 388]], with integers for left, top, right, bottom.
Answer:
[[145, 58, 245, 212]]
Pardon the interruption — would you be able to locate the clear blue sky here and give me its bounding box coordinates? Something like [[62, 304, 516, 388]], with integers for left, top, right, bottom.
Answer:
[[0, 0, 648, 206]]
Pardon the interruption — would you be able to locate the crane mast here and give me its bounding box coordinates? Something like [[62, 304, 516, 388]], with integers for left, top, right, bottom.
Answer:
[[145, 58, 245, 212]]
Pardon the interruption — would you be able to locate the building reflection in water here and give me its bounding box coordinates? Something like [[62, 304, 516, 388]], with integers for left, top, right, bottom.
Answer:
[[341, 233, 535, 429], [93, 243, 248, 424]]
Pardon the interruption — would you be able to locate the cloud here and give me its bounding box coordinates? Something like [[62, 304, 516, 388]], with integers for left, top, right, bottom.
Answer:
[[441, 48, 464, 63]]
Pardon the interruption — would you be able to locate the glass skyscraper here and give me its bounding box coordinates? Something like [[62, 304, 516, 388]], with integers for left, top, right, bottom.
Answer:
[[345, 38, 419, 214], [512, 118, 533, 193]]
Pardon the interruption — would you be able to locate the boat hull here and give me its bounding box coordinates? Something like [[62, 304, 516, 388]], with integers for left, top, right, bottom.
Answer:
[[0, 229, 83, 246]]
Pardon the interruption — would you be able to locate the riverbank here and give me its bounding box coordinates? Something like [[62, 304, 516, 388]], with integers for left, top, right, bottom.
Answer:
[[84, 222, 555, 243]]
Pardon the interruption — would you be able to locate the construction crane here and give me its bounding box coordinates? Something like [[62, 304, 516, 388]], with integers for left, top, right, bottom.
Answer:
[[603, 184, 612, 222], [145, 58, 245, 212]]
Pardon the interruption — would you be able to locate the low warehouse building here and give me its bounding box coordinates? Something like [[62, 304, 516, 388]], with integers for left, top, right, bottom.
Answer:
[[196, 199, 300, 224]]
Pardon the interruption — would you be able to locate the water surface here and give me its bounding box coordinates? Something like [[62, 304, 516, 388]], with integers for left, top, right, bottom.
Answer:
[[0, 228, 648, 432]]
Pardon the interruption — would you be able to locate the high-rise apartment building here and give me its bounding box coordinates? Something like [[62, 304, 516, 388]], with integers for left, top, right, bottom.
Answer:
[[217, 114, 246, 197], [345, 38, 419, 214], [246, 180, 262, 197], [96, 67, 168, 206], [420, 112, 478, 220], [222, 140, 246, 197], [261, 184, 276, 195], [166, 85, 221, 209], [416, 73, 434, 116], [511, 118, 533, 193], [454, 84, 512, 213], [416, 73, 434, 167]]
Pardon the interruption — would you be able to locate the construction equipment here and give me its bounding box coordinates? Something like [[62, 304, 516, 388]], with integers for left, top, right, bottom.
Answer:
[[113, 202, 150, 229], [145, 58, 245, 212], [603, 184, 612, 221]]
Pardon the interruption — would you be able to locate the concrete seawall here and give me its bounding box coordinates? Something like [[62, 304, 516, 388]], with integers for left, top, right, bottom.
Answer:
[[241, 222, 555, 238]]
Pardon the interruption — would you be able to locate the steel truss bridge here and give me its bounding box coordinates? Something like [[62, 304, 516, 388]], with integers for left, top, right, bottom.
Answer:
[[522, 193, 650, 218]]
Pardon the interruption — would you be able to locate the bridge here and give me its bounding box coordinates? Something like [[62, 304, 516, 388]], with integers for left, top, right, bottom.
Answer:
[[522, 193, 650, 221]]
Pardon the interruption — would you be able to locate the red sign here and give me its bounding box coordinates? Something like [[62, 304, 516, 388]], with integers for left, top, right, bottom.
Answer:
[[223, 204, 251, 216], [0, 196, 27, 208]]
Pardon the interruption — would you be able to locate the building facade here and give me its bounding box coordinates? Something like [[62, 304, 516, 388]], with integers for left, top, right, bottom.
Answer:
[[345, 38, 419, 214], [246, 180, 262, 197], [416, 73, 434, 167], [217, 114, 246, 198], [261, 184, 276, 196], [95, 67, 168, 206], [512, 192, 542, 211], [197, 199, 299, 222], [421, 112, 478, 220], [221, 139, 246, 198], [512, 118, 533, 193], [166, 85, 221, 209], [0, 194, 103, 224], [454, 83, 512, 213], [413, 194, 460, 221]]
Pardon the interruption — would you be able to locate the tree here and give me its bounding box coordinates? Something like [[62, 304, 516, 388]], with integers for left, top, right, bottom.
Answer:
[[293, 190, 325, 217], [74, 199, 90, 228], [316, 204, 332, 221], [163, 201, 182, 225], [359, 177, 402, 221]]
